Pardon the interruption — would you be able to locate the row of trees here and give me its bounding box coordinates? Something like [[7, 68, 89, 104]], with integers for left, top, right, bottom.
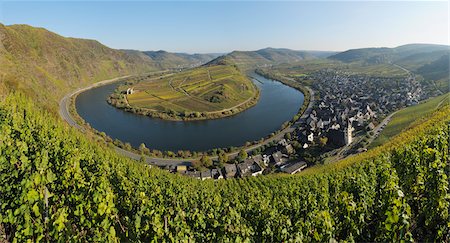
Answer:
[[0, 93, 448, 241]]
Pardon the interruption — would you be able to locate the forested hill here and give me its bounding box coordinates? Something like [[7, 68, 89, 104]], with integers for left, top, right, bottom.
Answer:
[[1, 93, 448, 241]]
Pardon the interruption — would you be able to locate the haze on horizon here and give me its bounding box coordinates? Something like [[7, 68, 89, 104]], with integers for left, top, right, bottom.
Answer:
[[0, 1, 448, 53]]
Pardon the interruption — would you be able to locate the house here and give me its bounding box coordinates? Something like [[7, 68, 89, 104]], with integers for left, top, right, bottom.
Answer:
[[281, 161, 307, 174], [282, 144, 295, 154], [237, 160, 253, 177], [223, 163, 237, 179], [176, 165, 187, 173], [211, 169, 223, 179], [271, 151, 286, 166], [184, 170, 201, 179], [251, 154, 263, 165], [366, 122, 375, 131], [251, 162, 264, 176], [126, 88, 134, 95], [251, 154, 269, 167], [278, 139, 289, 146], [200, 170, 212, 180]]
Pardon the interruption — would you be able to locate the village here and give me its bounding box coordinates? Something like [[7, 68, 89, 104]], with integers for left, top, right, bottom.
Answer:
[[159, 138, 306, 180], [292, 69, 424, 155]]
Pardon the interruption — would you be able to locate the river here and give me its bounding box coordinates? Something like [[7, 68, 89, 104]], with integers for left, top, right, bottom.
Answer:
[[75, 73, 304, 152]]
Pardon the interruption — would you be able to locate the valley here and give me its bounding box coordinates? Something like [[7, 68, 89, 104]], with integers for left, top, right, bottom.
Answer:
[[0, 19, 449, 242]]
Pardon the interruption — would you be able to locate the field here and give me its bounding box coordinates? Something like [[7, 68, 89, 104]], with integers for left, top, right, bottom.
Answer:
[[370, 92, 449, 148], [125, 65, 257, 115]]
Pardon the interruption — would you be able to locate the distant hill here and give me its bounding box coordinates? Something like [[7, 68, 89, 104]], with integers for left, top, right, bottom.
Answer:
[[209, 48, 336, 70], [140, 50, 221, 69], [0, 23, 158, 110], [329, 44, 450, 66], [329, 44, 450, 92]]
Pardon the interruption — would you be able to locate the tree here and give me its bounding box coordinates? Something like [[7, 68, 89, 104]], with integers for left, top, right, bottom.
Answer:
[[319, 137, 328, 147], [200, 155, 212, 168], [284, 132, 292, 140], [139, 143, 150, 155], [237, 149, 248, 162], [191, 160, 203, 171], [177, 150, 185, 157], [218, 152, 229, 165], [124, 142, 132, 150]]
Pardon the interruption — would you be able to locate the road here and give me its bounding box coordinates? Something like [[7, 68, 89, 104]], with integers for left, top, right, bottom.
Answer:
[[59, 75, 132, 132], [59, 73, 314, 167]]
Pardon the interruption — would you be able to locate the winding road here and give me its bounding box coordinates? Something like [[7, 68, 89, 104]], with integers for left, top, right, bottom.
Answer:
[[59, 73, 314, 167]]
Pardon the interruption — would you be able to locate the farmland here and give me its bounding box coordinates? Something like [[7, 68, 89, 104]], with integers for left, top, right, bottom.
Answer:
[[108, 64, 259, 120]]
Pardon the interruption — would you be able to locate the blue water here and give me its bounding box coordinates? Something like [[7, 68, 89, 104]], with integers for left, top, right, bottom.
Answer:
[[76, 73, 304, 151]]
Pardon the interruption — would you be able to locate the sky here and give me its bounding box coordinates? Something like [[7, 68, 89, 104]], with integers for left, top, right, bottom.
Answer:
[[0, 1, 448, 53]]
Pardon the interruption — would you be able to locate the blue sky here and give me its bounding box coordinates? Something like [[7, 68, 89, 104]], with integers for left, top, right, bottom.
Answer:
[[0, 1, 448, 53]]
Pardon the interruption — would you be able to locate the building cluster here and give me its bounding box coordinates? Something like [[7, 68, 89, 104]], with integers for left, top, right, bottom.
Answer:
[[296, 70, 423, 148], [166, 139, 307, 180]]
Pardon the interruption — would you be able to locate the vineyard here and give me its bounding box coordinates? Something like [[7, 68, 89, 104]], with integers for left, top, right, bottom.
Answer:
[[108, 64, 259, 120], [0, 93, 449, 241]]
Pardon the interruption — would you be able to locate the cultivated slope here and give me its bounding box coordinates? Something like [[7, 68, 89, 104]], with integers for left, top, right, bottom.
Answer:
[[109, 64, 259, 120], [0, 93, 448, 241]]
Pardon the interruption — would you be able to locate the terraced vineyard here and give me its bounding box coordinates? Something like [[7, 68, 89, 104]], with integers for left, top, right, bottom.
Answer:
[[1, 93, 448, 241], [109, 64, 258, 120]]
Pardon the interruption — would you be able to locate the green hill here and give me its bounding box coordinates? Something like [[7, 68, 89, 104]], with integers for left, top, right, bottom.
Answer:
[[0, 93, 448, 241], [210, 48, 336, 70], [329, 44, 450, 92], [0, 23, 160, 110], [329, 44, 450, 64], [141, 50, 221, 69]]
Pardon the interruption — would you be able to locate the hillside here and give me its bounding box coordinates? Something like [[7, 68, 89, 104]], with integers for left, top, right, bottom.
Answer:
[[141, 50, 221, 69], [329, 44, 450, 64], [108, 64, 259, 120], [329, 44, 450, 92], [1, 93, 448, 241], [209, 48, 336, 70], [370, 92, 449, 148], [0, 24, 161, 111]]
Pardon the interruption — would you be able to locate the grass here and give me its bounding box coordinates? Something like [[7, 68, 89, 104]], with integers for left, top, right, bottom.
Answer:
[[126, 65, 257, 114], [370, 92, 449, 148]]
